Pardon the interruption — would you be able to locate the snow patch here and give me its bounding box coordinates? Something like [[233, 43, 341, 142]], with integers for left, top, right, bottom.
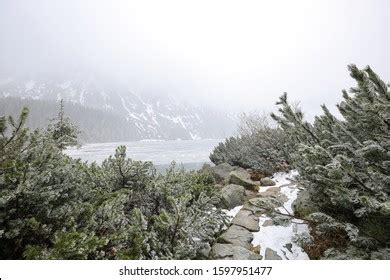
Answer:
[[58, 81, 71, 90], [252, 215, 309, 260], [223, 205, 243, 219], [25, 80, 35, 92]]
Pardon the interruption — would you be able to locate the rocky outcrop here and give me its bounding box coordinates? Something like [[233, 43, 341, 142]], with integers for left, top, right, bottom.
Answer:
[[221, 184, 246, 209], [229, 168, 260, 191], [210, 243, 262, 260], [231, 210, 260, 232], [219, 225, 254, 249]]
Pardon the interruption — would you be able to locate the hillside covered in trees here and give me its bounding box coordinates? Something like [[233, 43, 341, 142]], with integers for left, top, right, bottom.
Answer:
[[0, 97, 144, 143]]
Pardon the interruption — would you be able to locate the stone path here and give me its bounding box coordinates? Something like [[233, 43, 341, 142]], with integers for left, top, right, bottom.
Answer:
[[251, 171, 310, 260], [212, 169, 310, 260]]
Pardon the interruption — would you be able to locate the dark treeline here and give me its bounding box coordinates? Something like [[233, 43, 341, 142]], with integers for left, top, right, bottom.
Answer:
[[0, 97, 142, 143]]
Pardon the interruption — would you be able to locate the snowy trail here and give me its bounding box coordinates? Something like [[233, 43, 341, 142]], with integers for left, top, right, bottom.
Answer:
[[225, 170, 310, 260], [253, 171, 309, 259]]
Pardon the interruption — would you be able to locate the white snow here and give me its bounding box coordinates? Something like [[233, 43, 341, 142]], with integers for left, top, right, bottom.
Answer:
[[252, 215, 309, 260], [25, 80, 35, 91], [189, 131, 201, 140], [146, 104, 154, 115], [100, 91, 109, 101], [259, 170, 298, 193], [120, 94, 135, 118], [223, 205, 243, 219], [278, 186, 299, 215], [79, 89, 85, 105], [129, 112, 142, 121], [58, 81, 71, 90]]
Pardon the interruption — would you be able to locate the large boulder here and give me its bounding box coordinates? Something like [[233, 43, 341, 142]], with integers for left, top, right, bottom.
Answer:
[[210, 243, 262, 260], [221, 184, 246, 209], [206, 163, 236, 184], [229, 168, 260, 191], [260, 177, 276, 186], [231, 210, 260, 232], [219, 225, 253, 249]]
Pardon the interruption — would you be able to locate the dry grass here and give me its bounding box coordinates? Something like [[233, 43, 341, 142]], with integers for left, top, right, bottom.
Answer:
[[304, 222, 349, 259]]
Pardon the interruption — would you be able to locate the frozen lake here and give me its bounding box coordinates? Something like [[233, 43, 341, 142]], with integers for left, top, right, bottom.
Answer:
[[65, 139, 222, 170]]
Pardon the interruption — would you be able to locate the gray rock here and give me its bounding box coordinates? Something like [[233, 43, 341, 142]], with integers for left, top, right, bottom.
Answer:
[[229, 168, 260, 191], [198, 243, 211, 259], [231, 210, 260, 232], [245, 189, 259, 199], [265, 186, 281, 193], [248, 197, 283, 211], [252, 245, 261, 255], [211, 163, 236, 184], [262, 219, 274, 227], [219, 225, 253, 249], [242, 201, 267, 216], [273, 215, 291, 226], [284, 243, 293, 253], [261, 177, 276, 186], [221, 184, 246, 209], [265, 248, 282, 260], [257, 190, 288, 203], [211, 243, 262, 260]]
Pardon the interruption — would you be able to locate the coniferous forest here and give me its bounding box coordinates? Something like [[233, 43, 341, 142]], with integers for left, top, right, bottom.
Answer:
[[1, 65, 389, 260]]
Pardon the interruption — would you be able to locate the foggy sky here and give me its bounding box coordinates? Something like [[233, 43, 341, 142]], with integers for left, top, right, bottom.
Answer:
[[0, 0, 389, 117]]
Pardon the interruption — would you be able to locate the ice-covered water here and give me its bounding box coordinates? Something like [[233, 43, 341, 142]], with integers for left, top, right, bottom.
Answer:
[[65, 139, 222, 169]]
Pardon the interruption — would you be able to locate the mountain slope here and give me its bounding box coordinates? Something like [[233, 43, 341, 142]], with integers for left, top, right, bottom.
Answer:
[[0, 78, 237, 141]]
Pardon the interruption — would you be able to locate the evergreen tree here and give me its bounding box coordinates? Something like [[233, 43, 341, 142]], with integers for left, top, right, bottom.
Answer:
[[271, 65, 390, 246], [210, 113, 289, 175], [1, 108, 227, 259], [46, 99, 80, 150]]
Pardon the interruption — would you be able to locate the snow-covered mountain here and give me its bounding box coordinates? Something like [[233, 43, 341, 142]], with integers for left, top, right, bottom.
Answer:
[[0, 78, 237, 140]]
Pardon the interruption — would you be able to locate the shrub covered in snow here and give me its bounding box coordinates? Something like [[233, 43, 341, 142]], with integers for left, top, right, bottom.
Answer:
[[271, 65, 390, 252], [0, 107, 228, 259], [210, 112, 289, 175]]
